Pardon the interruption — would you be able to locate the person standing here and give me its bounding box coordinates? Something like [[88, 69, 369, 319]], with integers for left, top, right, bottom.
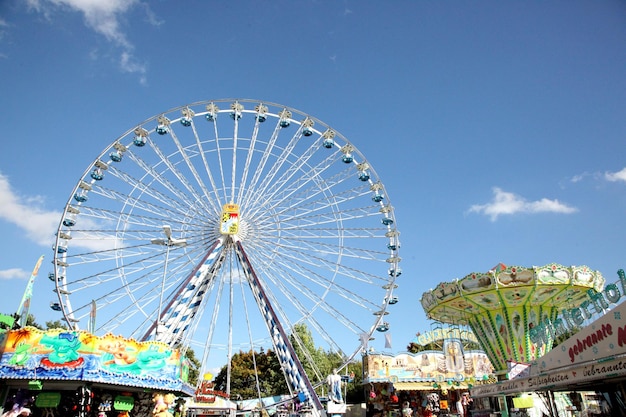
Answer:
[[456, 396, 465, 417], [326, 368, 343, 403]]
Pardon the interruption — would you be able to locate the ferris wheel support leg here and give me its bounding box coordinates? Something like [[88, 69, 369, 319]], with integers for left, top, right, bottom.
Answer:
[[142, 239, 225, 343], [233, 240, 324, 416]]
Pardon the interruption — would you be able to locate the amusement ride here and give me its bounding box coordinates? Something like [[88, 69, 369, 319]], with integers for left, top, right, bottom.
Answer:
[[420, 263, 605, 373], [47, 99, 402, 414]]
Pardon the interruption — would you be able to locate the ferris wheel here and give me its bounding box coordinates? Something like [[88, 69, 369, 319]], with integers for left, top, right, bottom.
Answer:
[[50, 99, 401, 405]]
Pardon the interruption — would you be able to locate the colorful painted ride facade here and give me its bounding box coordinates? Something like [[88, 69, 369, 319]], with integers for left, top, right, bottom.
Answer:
[[0, 326, 193, 394], [0, 326, 193, 417]]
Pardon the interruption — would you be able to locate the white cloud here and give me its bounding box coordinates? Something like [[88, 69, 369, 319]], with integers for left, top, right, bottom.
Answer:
[[569, 169, 626, 184], [120, 51, 147, 85], [0, 173, 61, 246], [27, 0, 136, 45], [0, 268, 29, 280], [570, 172, 589, 183], [468, 187, 578, 221], [605, 168, 626, 183], [0, 17, 8, 42], [25, 0, 150, 81], [0, 173, 123, 256]]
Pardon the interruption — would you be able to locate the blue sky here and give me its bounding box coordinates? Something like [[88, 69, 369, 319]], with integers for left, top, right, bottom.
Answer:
[[1, 0, 626, 358]]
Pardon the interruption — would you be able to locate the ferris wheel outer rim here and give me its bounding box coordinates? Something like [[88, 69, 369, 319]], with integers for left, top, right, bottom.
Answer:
[[51, 98, 401, 381]]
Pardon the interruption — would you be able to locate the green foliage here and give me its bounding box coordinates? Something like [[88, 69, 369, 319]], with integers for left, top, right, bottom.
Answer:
[[290, 323, 340, 384], [45, 320, 69, 330], [185, 348, 202, 387], [212, 324, 366, 403], [552, 327, 581, 348], [214, 349, 289, 400], [0, 314, 15, 331], [406, 341, 440, 353], [463, 340, 482, 350], [8, 313, 43, 330], [343, 360, 365, 403], [407, 339, 482, 353]]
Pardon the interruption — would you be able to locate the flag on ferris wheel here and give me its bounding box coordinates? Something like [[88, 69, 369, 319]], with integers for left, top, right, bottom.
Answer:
[[16, 255, 44, 328], [384, 332, 392, 349]]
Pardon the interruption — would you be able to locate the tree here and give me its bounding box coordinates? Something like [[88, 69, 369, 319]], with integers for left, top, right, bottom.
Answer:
[[291, 323, 339, 384], [214, 349, 288, 400], [45, 320, 69, 330], [185, 348, 202, 387], [343, 360, 365, 404], [407, 339, 482, 354], [406, 341, 440, 353], [213, 324, 365, 403], [552, 326, 581, 348], [8, 313, 42, 330]]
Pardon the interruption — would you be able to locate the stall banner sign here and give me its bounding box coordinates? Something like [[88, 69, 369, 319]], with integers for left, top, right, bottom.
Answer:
[[531, 299, 626, 375], [364, 350, 493, 384], [472, 354, 626, 398]]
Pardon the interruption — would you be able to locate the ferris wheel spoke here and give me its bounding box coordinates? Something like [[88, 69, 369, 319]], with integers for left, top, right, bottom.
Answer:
[[78, 204, 170, 229], [270, 198, 379, 230], [245, 123, 307, 209], [230, 111, 243, 204], [276, 226, 388, 240], [105, 162, 200, 215], [258, 282, 338, 382], [244, 144, 340, 219], [240, 119, 284, 210], [283, 170, 371, 211], [198, 252, 232, 372], [64, 250, 170, 305], [62, 245, 196, 332], [233, 241, 322, 409], [266, 249, 385, 308], [187, 122, 225, 215], [120, 150, 206, 214], [65, 275, 156, 333], [235, 109, 263, 205], [260, 260, 366, 351], [207, 112, 230, 204], [97, 301, 153, 337], [274, 235, 390, 264], [164, 122, 221, 212], [248, 125, 367, 215], [145, 137, 216, 213], [156, 241, 227, 344], [58, 241, 161, 271], [246, 242, 383, 318], [248, 162, 361, 222], [270, 209, 380, 232]]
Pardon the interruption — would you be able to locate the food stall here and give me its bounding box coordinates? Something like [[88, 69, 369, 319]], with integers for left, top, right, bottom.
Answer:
[[363, 327, 493, 417]]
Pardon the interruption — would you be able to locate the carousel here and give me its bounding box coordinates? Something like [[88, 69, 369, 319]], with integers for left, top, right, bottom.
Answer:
[[420, 263, 605, 373]]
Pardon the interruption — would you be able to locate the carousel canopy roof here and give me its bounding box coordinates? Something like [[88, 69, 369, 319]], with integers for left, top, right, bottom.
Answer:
[[420, 263, 604, 324], [419, 263, 606, 371]]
